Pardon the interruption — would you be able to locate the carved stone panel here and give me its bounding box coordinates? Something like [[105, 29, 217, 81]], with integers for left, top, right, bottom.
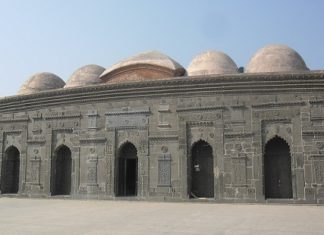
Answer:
[[86, 110, 99, 129], [313, 160, 324, 184], [232, 157, 247, 186], [29, 157, 41, 185], [106, 107, 150, 128], [158, 146, 171, 187], [158, 104, 171, 128], [87, 155, 98, 185]]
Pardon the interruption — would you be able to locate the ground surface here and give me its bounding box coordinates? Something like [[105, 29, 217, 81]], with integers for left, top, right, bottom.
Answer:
[[0, 198, 323, 235]]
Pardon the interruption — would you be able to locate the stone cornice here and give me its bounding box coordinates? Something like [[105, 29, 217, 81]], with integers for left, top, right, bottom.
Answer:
[[1, 71, 324, 113]]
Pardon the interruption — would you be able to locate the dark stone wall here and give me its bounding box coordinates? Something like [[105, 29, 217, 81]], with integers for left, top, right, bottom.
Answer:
[[0, 73, 323, 203]]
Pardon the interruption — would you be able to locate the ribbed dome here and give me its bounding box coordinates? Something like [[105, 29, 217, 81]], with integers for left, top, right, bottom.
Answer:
[[100, 51, 186, 83], [18, 72, 65, 95], [64, 64, 105, 88], [187, 51, 238, 76], [246, 44, 309, 73]]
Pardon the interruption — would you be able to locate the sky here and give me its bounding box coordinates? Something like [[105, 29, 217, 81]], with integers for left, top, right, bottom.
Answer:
[[0, 0, 323, 97]]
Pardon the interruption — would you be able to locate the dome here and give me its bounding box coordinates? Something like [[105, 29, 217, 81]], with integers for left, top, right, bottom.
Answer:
[[187, 51, 238, 76], [246, 44, 309, 73], [64, 64, 105, 88], [100, 51, 186, 83], [18, 72, 65, 95]]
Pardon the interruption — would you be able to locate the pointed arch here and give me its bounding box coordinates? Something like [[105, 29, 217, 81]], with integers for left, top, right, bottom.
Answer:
[[188, 139, 214, 198], [1, 145, 20, 194], [51, 144, 72, 196], [264, 136, 293, 199], [115, 141, 138, 196]]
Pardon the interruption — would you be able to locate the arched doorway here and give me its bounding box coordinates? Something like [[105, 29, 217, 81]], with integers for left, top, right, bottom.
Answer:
[[116, 142, 138, 196], [1, 146, 20, 194], [264, 136, 293, 199], [189, 140, 214, 198], [51, 145, 72, 196]]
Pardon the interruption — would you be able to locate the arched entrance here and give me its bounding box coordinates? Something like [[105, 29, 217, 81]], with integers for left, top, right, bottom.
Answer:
[[189, 140, 214, 198], [116, 142, 138, 196], [1, 146, 20, 194], [51, 145, 72, 196], [264, 136, 293, 199]]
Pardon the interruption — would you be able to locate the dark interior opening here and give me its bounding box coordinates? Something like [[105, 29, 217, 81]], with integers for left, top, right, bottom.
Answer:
[[190, 140, 214, 198], [1, 146, 20, 194], [264, 137, 293, 199], [51, 145, 72, 196], [116, 142, 138, 196]]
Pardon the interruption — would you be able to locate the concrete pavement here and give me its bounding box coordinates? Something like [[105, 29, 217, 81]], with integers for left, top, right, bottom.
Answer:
[[0, 198, 323, 235]]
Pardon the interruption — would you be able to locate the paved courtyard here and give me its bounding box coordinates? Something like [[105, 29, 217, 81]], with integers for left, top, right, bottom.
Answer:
[[0, 198, 323, 235]]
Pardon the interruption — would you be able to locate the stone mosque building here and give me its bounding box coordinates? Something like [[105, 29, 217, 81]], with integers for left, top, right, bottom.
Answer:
[[1, 44, 324, 203]]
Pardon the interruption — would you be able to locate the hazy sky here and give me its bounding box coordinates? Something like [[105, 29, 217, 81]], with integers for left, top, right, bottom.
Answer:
[[0, 0, 323, 97]]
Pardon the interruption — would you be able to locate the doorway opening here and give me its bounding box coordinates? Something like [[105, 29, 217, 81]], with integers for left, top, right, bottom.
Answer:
[[116, 142, 138, 196], [264, 136, 293, 199], [189, 140, 214, 198], [1, 146, 20, 194], [51, 145, 72, 196]]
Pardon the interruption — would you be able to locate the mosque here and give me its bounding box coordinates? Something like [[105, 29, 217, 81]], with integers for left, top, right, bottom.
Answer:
[[0, 44, 323, 203]]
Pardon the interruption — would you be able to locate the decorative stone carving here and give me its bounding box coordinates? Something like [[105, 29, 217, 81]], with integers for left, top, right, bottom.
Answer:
[[79, 137, 106, 145], [252, 101, 306, 109], [106, 107, 150, 128], [44, 111, 81, 120], [29, 156, 41, 185], [232, 156, 247, 186], [176, 105, 225, 113], [87, 154, 98, 185], [158, 146, 171, 187], [105, 140, 113, 154], [86, 110, 99, 129], [313, 160, 324, 184], [158, 104, 171, 128]]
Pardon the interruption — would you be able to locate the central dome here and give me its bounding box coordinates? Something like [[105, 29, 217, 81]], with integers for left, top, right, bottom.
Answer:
[[100, 51, 186, 83], [187, 51, 238, 76], [246, 44, 309, 73]]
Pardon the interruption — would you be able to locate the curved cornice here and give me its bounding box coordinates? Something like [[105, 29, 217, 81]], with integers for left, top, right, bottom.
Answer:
[[1, 71, 324, 113]]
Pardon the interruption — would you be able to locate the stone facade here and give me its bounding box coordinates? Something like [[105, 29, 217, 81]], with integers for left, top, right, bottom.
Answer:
[[1, 71, 324, 203]]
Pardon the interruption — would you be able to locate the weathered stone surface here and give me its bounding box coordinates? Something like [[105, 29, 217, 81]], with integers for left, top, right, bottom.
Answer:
[[187, 51, 238, 76], [1, 68, 324, 203], [65, 64, 105, 88], [17, 72, 65, 95], [246, 44, 309, 73]]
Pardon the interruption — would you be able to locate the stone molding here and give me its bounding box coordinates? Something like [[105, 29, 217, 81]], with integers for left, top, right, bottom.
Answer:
[[176, 106, 225, 113], [224, 132, 254, 138], [44, 112, 81, 120], [105, 107, 150, 116], [79, 137, 107, 144], [303, 131, 324, 138], [186, 121, 214, 127], [1, 71, 324, 112], [148, 135, 178, 142], [252, 101, 306, 109]]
